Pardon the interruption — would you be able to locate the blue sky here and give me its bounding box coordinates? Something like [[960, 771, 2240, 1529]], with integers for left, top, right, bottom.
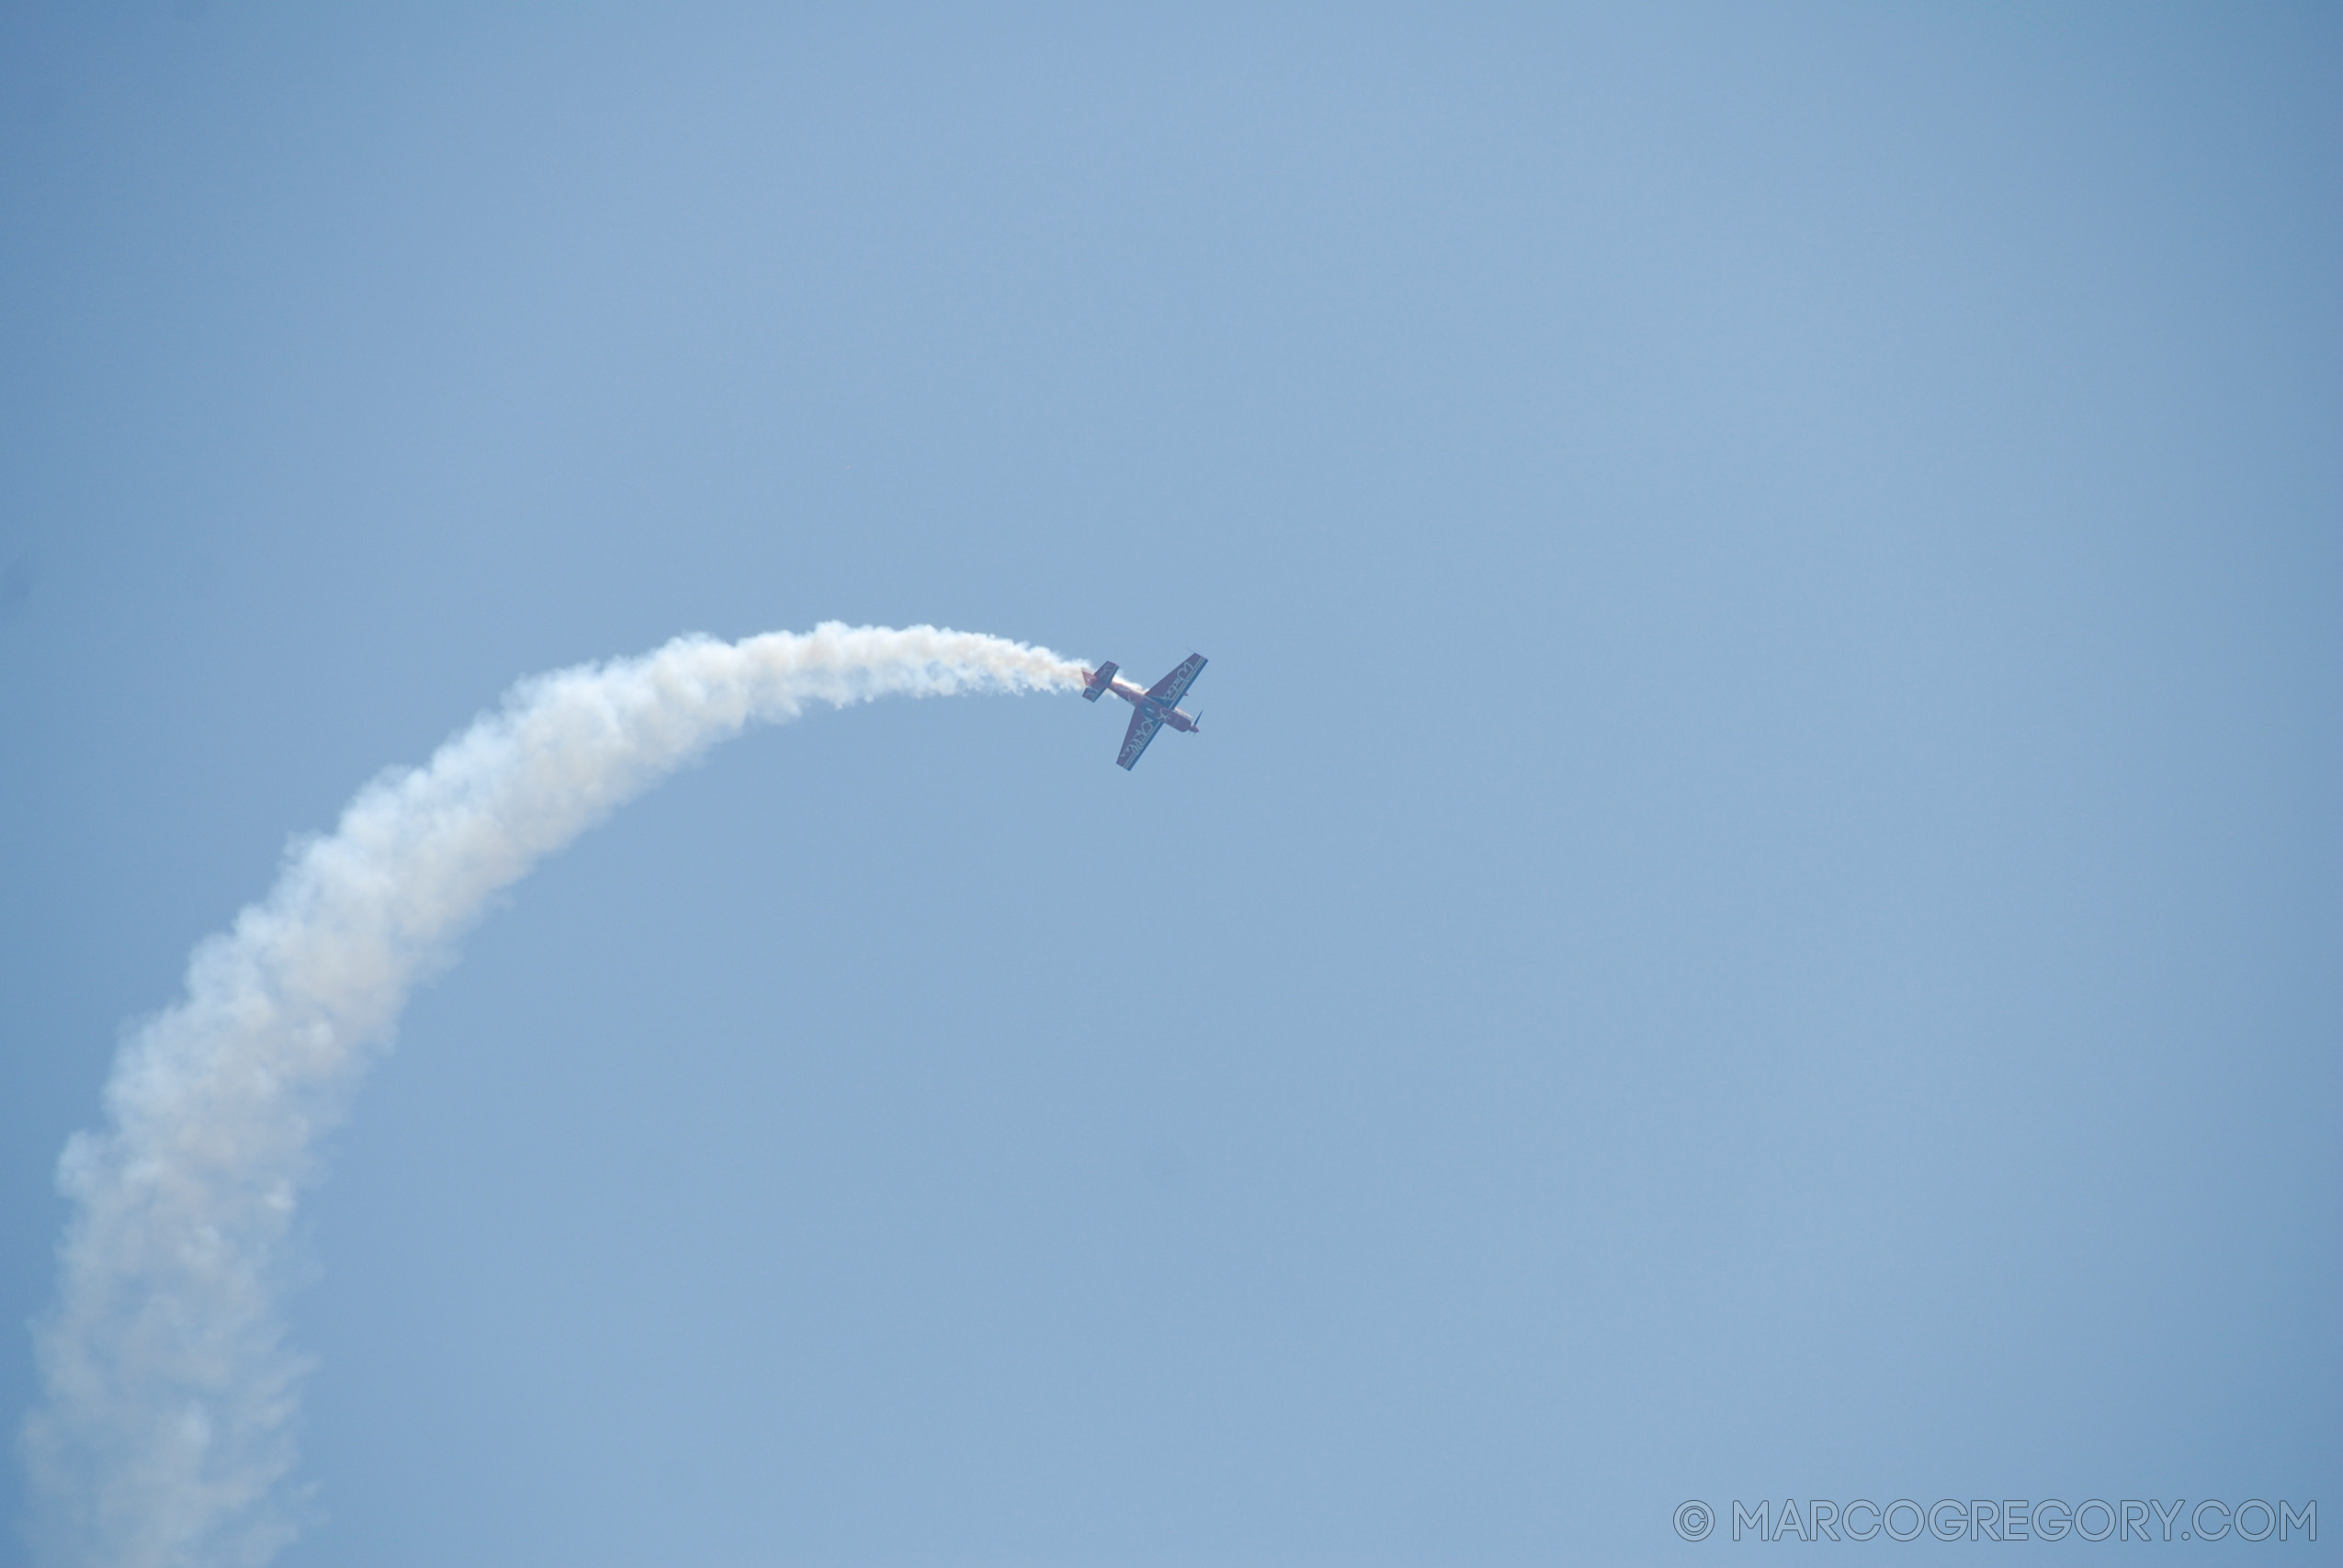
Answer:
[[2, 5, 2337, 1563]]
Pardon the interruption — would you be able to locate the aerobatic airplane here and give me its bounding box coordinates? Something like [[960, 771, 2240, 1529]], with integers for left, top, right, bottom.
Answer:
[[1081, 652, 1206, 770]]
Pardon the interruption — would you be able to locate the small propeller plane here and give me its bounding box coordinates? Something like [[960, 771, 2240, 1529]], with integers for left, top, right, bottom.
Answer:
[[1081, 652, 1206, 770]]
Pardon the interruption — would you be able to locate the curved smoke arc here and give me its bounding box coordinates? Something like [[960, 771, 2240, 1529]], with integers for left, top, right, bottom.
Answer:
[[22, 623, 1085, 1568]]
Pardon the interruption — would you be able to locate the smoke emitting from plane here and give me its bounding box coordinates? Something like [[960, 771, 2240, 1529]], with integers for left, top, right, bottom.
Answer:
[[20, 624, 1086, 1568]]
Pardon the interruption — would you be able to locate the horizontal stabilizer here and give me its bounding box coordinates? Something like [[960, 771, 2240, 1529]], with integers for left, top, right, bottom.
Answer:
[[1081, 661, 1118, 701]]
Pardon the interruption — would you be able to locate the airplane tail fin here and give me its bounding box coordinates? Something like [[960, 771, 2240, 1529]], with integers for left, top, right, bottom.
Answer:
[[1081, 661, 1117, 701]]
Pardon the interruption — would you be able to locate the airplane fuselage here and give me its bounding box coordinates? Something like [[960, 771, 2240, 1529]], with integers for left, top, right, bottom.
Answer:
[[1104, 676, 1201, 733]]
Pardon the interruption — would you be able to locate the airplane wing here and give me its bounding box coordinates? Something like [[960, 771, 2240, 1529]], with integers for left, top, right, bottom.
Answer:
[[1146, 652, 1207, 706], [1116, 706, 1165, 770]]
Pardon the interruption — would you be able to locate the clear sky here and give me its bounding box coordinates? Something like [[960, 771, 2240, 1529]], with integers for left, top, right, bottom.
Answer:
[[1, 5, 2337, 1564]]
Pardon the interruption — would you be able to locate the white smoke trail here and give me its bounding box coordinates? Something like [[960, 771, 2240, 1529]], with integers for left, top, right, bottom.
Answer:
[[21, 622, 1086, 1568]]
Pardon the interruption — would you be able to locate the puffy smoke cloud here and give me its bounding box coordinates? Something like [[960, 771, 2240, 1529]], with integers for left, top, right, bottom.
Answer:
[[22, 624, 1084, 1568]]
